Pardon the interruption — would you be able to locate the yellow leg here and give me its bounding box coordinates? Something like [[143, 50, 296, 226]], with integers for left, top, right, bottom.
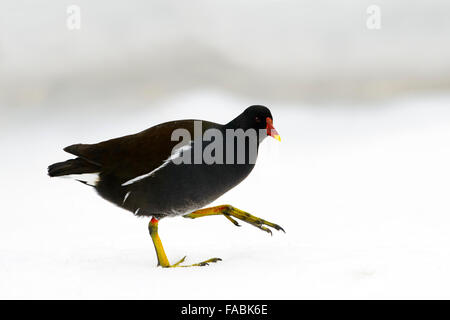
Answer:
[[148, 217, 221, 268], [183, 205, 285, 235]]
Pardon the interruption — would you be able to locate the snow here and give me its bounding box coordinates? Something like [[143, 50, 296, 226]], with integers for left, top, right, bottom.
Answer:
[[1, 91, 450, 299]]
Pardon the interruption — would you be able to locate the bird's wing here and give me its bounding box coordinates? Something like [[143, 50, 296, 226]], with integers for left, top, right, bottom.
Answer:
[[64, 120, 197, 184]]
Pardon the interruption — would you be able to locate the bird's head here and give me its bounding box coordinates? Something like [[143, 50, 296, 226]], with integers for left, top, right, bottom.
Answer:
[[242, 105, 281, 141]]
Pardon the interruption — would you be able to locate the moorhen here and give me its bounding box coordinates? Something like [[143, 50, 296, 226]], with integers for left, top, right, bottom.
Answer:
[[48, 105, 284, 267]]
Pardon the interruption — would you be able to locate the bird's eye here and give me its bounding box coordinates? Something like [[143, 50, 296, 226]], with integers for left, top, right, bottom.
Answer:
[[255, 117, 261, 123]]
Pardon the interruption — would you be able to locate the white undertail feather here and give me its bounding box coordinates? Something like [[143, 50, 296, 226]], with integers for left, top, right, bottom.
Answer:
[[62, 173, 100, 186]]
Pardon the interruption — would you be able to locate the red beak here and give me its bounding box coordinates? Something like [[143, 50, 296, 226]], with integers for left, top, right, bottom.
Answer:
[[266, 117, 281, 141]]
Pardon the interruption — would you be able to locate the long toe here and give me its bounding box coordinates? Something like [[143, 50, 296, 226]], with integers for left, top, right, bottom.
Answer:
[[171, 256, 187, 267], [163, 257, 222, 268], [225, 206, 285, 235], [189, 257, 222, 267], [270, 223, 285, 233]]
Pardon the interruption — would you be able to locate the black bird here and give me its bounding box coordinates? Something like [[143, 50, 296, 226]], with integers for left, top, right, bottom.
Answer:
[[48, 105, 284, 267]]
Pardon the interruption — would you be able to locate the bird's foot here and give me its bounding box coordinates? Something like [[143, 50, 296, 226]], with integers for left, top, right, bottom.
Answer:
[[161, 256, 222, 268], [184, 205, 285, 235], [222, 205, 285, 235], [187, 257, 222, 267]]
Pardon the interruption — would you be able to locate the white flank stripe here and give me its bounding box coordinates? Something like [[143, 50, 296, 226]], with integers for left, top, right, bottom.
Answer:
[[121, 142, 192, 186], [123, 191, 131, 204]]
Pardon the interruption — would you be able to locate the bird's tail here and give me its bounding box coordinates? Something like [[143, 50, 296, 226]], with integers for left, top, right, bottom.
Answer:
[[48, 158, 100, 177]]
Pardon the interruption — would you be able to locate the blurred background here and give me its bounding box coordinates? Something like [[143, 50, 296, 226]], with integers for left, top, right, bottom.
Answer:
[[1, 1, 450, 299], [1, 0, 450, 110]]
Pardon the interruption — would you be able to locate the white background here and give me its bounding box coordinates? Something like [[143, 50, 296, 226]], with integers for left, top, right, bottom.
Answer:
[[1, 1, 450, 299], [1, 92, 450, 299]]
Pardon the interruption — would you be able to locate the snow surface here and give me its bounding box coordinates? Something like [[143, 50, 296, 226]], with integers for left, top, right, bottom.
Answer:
[[1, 91, 450, 299]]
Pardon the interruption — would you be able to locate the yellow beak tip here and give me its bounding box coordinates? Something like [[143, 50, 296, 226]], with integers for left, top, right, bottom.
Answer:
[[274, 135, 281, 142]]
